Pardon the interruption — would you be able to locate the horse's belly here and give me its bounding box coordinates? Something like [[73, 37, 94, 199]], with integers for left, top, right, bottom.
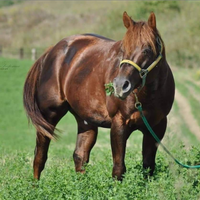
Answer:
[[84, 112, 112, 128], [69, 97, 112, 128], [74, 108, 112, 128]]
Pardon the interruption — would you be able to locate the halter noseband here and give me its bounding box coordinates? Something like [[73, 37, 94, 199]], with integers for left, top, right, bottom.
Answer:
[[119, 37, 163, 90]]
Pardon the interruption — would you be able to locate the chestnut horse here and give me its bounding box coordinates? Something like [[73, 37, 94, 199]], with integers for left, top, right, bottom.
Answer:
[[23, 12, 175, 180]]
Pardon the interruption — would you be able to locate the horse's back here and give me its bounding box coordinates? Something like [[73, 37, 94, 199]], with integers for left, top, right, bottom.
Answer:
[[83, 33, 114, 42], [39, 34, 115, 90]]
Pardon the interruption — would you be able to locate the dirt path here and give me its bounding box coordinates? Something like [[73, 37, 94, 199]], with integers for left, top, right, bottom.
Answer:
[[166, 107, 191, 148], [175, 89, 200, 141], [185, 84, 200, 102]]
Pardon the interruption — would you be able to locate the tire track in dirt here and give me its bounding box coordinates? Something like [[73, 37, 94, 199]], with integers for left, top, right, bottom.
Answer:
[[166, 106, 191, 148], [175, 89, 200, 141], [185, 84, 200, 102]]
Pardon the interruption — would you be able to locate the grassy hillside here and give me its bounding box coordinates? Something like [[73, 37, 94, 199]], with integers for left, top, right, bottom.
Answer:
[[0, 1, 200, 68], [0, 0, 23, 8], [1, 1, 200, 199], [1, 58, 200, 199]]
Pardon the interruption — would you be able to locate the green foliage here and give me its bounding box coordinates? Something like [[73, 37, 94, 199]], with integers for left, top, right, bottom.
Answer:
[[0, 0, 24, 8], [1, 57, 200, 199], [195, 69, 200, 80], [0, 0, 15, 7], [136, 1, 181, 17], [1, 148, 200, 199], [105, 82, 114, 96]]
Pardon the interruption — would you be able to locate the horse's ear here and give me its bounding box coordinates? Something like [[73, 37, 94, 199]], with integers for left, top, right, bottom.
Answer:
[[148, 12, 156, 30], [123, 11, 134, 29]]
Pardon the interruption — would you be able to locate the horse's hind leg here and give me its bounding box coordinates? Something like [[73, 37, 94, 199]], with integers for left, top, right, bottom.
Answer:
[[33, 101, 69, 180], [142, 117, 167, 175], [73, 117, 98, 173], [34, 133, 50, 179]]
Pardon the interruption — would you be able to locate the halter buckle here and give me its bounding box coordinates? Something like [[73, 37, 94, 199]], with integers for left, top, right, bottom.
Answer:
[[139, 69, 148, 78]]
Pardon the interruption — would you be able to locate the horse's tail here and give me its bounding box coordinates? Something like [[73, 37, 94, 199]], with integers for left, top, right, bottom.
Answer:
[[23, 47, 56, 140]]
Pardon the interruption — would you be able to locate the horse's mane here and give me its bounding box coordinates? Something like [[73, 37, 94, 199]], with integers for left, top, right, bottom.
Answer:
[[123, 21, 159, 56]]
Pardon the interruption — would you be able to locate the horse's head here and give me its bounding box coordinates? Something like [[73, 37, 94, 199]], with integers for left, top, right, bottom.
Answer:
[[113, 12, 164, 99]]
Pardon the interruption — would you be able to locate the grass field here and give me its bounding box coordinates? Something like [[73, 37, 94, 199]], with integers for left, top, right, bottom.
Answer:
[[0, 1, 200, 199], [1, 57, 200, 200]]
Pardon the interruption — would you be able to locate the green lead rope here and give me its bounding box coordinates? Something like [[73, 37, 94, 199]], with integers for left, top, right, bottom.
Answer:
[[136, 104, 200, 169]]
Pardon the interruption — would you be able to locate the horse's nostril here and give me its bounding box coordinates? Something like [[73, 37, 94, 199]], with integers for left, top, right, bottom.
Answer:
[[122, 80, 131, 92]]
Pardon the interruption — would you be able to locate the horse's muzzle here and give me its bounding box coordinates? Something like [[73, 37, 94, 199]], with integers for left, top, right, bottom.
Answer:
[[113, 77, 132, 100]]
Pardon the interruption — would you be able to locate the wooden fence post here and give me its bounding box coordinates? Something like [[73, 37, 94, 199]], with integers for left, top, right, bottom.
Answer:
[[19, 48, 24, 59], [31, 48, 37, 61]]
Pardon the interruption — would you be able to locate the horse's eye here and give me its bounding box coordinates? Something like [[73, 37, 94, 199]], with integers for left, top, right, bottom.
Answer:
[[142, 48, 151, 55]]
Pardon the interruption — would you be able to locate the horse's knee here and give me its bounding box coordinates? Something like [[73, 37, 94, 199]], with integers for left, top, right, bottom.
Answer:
[[112, 164, 126, 181]]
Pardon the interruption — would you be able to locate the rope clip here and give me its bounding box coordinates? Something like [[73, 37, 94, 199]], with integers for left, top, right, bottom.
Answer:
[[133, 91, 142, 109]]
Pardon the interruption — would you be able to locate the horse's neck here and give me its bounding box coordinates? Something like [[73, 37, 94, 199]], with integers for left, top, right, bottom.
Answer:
[[108, 41, 123, 65]]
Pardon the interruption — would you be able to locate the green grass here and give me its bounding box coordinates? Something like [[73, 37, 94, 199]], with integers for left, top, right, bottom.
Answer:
[[1, 58, 200, 199], [0, 58, 35, 152]]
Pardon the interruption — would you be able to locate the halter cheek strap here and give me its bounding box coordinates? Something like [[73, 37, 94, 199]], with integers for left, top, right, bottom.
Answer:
[[119, 37, 163, 90]]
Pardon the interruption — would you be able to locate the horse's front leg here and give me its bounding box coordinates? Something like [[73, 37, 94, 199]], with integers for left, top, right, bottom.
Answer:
[[142, 117, 167, 175], [110, 114, 130, 181]]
